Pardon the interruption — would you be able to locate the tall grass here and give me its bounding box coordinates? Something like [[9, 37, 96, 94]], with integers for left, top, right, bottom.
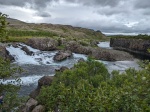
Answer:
[[8, 30, 58, 37]]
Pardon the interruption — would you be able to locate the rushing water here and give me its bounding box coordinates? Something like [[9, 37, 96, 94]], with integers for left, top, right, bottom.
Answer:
[[97, 41, 112, 49], [3, 42, 140, 96]]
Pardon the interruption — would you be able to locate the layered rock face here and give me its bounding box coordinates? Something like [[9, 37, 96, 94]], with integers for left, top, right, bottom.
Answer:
[[25, 38, 58, 51], [65, 41, 133, 61], [0, 45, 14, 61], [110, 38, 150, 58], [65, 41, 92, 55], [91, 48, 133, 61]]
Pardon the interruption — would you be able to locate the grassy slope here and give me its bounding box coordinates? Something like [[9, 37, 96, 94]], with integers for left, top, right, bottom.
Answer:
[[6, 18, 107, 44]]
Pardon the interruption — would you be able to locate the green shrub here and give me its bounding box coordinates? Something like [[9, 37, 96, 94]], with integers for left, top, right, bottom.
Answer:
[[38, 59, 150, 112], [0, 57, 25, 111], [0, 12, 8, 42]]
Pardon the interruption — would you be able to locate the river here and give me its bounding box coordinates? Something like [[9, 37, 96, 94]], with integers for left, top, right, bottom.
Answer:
[[3, 42, 140, 96]]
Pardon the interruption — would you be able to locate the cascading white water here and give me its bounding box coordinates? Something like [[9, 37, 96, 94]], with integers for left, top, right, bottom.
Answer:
[[4, 42, 140, 96], [98, 41, 112, 49], [6, 43, 88, 66]]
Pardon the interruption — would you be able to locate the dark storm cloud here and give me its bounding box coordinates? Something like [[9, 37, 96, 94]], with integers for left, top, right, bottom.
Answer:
[[0, 0, 150, 34], [0, 0, 58, 8], [134, 0, 150, 9], [64, 0, 122, 7], [36, 12, 51, 17], [0, 0, 26, 6], [97, 8, 128, 16]]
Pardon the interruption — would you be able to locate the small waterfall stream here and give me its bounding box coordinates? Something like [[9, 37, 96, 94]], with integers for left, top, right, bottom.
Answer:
[[3, 42, 140, 96]]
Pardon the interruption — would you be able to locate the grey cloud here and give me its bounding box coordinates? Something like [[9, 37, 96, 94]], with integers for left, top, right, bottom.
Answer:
[[1, 0, 149, 34], [0, 0, 58, 8], [0, 0, 26, 6], [36, 12, 51, 17], [134, 0, 150, 9], [97, 8, 128, 16], [64, 0, 122, 7]]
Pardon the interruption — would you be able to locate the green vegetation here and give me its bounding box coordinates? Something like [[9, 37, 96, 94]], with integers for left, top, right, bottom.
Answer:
[[8, 30, 58, 37], [110, 34, 150, 40], [0, 12, 25, 111], [0, 57, 25, 111], [0, 12, 8, 42], [38, 59, 150, 112]]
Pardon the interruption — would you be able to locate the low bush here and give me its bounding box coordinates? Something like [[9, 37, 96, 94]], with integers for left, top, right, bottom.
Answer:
[[38, 59, 150, 111]]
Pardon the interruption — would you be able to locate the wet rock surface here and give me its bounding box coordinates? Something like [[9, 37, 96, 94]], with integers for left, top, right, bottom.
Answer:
[[0, 45, 14, 61], [65, 41, 92, 55], [22, 76, 53, 112], [53, 50, 72, 61], [21, 46, 34, 55], [30, 76, 54, 99]]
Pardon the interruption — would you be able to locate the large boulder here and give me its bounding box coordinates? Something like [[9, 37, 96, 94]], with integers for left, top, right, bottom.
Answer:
[[25, 38, 58, 51], [21, 46, 33, 55], [91, 48, 134, 61], [65, 41, 92, 55], [53, 50, 72, 61], [55, 66, 69, 72], [30, 76, 53, 99], [38, 76, 53, 87], [22, 98, 38, 112], [32, 105, 45, 112], [0, 45, 14, 61]]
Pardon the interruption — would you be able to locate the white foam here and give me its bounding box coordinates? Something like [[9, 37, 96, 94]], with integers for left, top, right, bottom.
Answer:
[[98, 42, 112, 49], [19, 43, 40, 52], [6, 45, 57, 65], [6, 46, 40, 65], [73, 53, 88, 60], [0, 74, 54, 86], [98, 60, 140, 73]]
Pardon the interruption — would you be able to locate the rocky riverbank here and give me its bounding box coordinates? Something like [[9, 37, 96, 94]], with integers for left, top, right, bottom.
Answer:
[[110, 38, 150, 58], [0, 38, 134, 62], [25, 38, 134, 61]]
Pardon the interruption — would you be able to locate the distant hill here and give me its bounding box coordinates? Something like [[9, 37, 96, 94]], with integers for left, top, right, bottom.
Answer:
[[6, 18, 106, 41], [6, 18, 26, 25]]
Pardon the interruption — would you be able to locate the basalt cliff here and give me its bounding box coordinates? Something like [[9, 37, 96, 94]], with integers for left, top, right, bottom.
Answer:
[[110, 38, 150, 58]]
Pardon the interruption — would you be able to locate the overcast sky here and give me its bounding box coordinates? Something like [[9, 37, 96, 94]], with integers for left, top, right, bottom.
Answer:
[[0, 0, 150, 35]]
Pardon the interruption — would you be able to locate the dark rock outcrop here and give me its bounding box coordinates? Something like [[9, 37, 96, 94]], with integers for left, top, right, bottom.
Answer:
[[65, 41, 92, 55], [22, 98, 38, 112], [55, 66, 69, 72], [25, 38, 58, 51], [21, 46, 33, 55], [32, 105, 45, 112], [38, 76, 53, 87], [53, 50, 72, 61], [91, 48, 133, 61], [0, 45, 14, 61], [22, 76, 52, 112], [110, 38, 150, 58], [30, 76, 53, 99], [65, 41, 133, 61]]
